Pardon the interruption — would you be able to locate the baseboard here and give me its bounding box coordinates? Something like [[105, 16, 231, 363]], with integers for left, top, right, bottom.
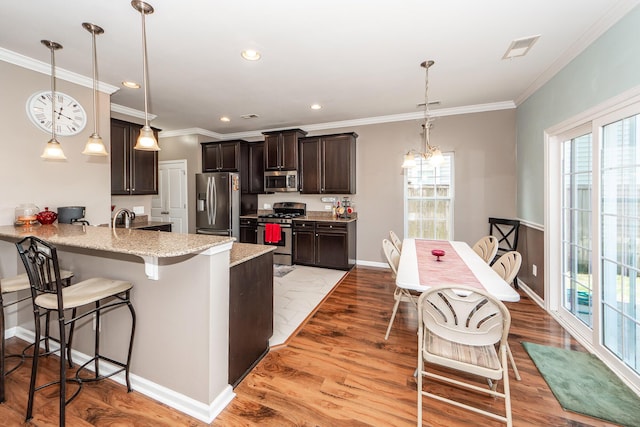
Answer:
[[356, 260, 388, 268], [516, 278, 545, 309], [13, 326, 235, 424]]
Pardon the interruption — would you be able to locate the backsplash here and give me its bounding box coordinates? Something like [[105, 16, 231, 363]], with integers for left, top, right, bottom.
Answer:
[[258, 193, 358, 215]]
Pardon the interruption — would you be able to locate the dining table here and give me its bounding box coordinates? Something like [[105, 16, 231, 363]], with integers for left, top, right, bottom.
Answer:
[[396, 238, 520, 302]]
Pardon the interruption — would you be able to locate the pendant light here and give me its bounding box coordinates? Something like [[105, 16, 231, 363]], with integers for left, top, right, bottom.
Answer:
[[401, 60, 444, 168], [41, 40, 67, 160], [132, 0, 160, 151], [82, 22, 109, 156]]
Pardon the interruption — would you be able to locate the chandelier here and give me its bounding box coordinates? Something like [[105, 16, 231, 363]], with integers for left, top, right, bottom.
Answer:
[[401, 60, 444, 168]]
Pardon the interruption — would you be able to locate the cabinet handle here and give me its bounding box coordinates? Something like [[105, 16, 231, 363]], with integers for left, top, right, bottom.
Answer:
[[161, 211, 169, 214]]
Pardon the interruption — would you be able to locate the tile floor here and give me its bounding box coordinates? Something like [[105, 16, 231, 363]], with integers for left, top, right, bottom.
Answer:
[[271, 265, 346, 346]]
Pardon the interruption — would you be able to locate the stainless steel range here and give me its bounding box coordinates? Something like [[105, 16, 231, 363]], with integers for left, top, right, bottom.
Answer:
[[257, 202, 306, 265]]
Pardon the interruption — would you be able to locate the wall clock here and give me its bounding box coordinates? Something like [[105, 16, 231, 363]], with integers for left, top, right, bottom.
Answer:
[[26, 90, 87, 136]]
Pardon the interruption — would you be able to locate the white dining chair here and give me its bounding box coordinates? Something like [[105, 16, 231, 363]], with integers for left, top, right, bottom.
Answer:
[[389, 230, 402, 253], [492, 251, 523, 381], [472, 235, 498, 264], [417, 285, 513, 426], [383, 239, 417, 340]]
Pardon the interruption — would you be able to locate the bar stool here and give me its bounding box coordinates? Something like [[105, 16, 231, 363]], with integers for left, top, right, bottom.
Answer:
[[16, 236, 136, 425], [0, 269, 74, 403]]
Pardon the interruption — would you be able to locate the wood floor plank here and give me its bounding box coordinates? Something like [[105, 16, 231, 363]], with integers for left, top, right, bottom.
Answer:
[[0, 265, 622, 426]]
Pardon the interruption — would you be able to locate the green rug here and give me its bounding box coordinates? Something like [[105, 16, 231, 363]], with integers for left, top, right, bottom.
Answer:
[[522, 342, 640, 427]]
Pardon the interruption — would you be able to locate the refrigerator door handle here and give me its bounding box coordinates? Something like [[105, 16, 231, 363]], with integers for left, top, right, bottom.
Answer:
[[211, 175, 217, 225], [206, 176, 212, 225]]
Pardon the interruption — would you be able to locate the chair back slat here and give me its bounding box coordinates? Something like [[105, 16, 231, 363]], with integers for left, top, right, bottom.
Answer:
[[382, 239, 400, 277], [472, 236, 498, 264], [492, 251, 522, 285], [16, 237, 64, 297]]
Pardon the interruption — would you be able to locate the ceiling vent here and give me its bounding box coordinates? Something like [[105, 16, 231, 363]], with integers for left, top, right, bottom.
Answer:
[[502, 35, 540, 59], [240, 114, 260, 119]]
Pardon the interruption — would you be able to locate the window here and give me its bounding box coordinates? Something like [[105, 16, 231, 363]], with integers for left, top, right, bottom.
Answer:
[[404, 153, 454, 240]]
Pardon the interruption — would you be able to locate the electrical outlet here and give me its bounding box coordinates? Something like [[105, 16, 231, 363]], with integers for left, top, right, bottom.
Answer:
[[324, 205, 332, 210], [133, 206, 144, 215], [532, 264, 537, 277], [263, 203, 271, 209]]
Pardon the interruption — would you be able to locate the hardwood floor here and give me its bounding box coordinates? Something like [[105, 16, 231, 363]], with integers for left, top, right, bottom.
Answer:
[[0, 266, 619, 426]]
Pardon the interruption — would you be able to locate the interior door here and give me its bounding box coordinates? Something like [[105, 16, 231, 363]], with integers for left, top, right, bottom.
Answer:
[[151, 160, 188, 233]]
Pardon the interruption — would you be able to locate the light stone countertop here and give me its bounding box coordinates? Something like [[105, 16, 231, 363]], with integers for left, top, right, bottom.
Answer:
[[0, 224, 233, 258], [229, 243, 276, 267]]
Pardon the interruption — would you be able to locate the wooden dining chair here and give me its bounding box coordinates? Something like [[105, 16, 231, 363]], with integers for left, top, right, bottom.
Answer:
[[472, 235, 498, 264], [489, 218, 521, 288], [417, 285, 513, 426], [383, 239, 418, 340]]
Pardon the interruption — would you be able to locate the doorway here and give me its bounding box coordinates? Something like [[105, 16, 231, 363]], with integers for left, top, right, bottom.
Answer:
[[151, 160, 188, 233]]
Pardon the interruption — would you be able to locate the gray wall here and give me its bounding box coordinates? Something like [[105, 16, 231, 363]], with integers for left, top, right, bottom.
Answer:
[[0, 60, 112, 228], [160, 108, 517, 264], [516, 5, 640, 225]]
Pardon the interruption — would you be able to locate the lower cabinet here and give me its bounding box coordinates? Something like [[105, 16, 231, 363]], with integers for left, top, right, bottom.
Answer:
[[239, 218, 257, 243], [229, 250, 273, 387], [293, 220, 356, 270]]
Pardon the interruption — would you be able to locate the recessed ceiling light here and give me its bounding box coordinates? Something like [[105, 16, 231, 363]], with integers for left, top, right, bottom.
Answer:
[[311, 104, 322, 110], [241, 49, 261, 61], [122, 81, 141, 89], [220, 116, 231, 122], [502, 35, 540, 59]]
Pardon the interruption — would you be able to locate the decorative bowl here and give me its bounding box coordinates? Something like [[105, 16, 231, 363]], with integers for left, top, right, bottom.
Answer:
[[431, 249, 445, 261], [36, 207, 58, 225]]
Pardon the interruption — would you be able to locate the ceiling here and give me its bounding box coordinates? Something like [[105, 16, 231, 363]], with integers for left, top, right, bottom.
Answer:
[[1, 0, 638, 137]]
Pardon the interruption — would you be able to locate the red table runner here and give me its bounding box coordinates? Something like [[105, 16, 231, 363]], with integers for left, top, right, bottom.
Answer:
[[414, 240, 485, 290]]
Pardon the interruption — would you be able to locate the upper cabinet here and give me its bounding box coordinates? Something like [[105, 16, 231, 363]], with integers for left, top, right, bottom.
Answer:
[[202, 140, 242, 172], [299, 132, 357, 194], [111, 119, 159, 195], [263, 129, 307, 171], [241, 142, 265, 194]]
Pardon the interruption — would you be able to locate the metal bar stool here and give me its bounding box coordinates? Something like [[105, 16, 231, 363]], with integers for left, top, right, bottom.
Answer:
[[0, 269, 74, 403], [16, 236, 136, 425]]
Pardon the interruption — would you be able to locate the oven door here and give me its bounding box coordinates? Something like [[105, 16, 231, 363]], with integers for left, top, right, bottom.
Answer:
[[257, 223, 293, 264]]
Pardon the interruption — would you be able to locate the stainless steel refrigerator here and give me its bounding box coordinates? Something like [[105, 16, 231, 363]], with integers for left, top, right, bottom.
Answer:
[[196, 172, 240, 237]]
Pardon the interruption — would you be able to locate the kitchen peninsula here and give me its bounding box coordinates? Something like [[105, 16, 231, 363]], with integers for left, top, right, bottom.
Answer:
[[0, 223, 253, 423]]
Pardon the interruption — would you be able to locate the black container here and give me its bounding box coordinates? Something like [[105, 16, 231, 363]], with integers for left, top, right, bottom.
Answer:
[[57, 206, 86, 224]]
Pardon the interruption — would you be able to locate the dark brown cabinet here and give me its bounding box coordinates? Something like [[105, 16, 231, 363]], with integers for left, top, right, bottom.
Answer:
[[292, 221, 316, 265], [263, 129, 307, 171], [299, 132, 357, 194], [202, 140, 242, 172], [293, 220, 356, 270], [239, 218, 258, 243], [241, 142, 264, 194], [229, 250, 273, 387], [111, 119, 159, 195]]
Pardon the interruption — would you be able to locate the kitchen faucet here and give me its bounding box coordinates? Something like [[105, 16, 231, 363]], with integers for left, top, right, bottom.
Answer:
[[112, 208, 135, 229]]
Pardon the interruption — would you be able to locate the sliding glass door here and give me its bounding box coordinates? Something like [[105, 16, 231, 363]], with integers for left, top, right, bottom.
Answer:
[[600, 113, 639, 374]]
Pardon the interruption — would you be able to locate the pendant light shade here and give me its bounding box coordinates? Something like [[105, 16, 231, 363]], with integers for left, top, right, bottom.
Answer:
[[41, 40, 67, 160], [82, 22, 108, 156], [401, 60, 444, 168], [132, 0, 160, 151]]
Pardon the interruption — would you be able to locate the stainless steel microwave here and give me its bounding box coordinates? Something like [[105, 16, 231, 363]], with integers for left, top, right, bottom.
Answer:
[[264, 170, 298, 192]]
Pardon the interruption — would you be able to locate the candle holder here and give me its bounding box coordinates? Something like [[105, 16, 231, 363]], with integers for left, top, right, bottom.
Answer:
[[431, 249, 445, 262]]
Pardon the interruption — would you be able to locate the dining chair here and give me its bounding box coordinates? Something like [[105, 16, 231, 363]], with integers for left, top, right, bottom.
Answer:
[[389, 230, 402, 253], [417, 285, 512, 426], [383, 238, 417, 340], [0, 268, 74, 403], [489, 218, 520, 288], [16, 236, 136, 425], [472, 235, 498, 264], [491, 251, 522, 381]]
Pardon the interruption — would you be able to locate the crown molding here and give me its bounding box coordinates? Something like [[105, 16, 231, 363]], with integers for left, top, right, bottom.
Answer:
[[111, 103, 157, 121], [515, 0, 640, 105], [0, 47, 120, 94], [158, 101, 516, 139]]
